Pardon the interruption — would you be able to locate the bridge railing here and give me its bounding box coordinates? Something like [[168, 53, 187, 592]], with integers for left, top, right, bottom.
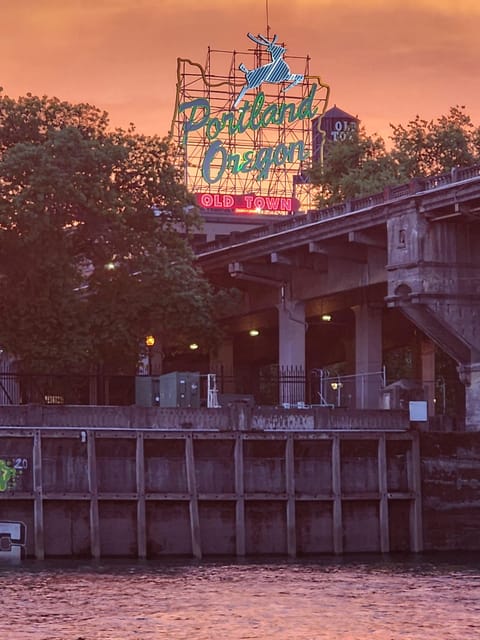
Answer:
[[196, 162, 480, 255]]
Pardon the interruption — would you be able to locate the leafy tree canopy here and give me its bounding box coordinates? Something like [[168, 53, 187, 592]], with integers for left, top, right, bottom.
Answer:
[[0, 91, 238, 373], [310, 106, 480, 207]]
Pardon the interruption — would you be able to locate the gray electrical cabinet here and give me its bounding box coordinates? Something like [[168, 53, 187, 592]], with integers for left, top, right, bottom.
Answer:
[[135, 376, 161, 407], [135, 372, 200, 408], [158, 371, 200, 408]]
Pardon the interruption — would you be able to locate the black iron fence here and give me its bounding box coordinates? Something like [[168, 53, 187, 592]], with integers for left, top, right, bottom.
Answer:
[[213, 364, 308, 407], [0, 366, 307, 407], [0, 372, 135, 406], [0, 367, 464, 415]]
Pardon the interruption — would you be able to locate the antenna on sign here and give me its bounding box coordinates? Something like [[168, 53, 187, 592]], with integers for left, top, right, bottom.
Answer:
[[265, 0, 270, 39]]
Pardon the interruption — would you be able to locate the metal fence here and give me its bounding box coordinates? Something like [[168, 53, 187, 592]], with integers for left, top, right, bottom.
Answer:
[[0, 367, 389, 408], [0, 366, 463, 414], [214, 364, 307, 407], [0, 369, 307, 407], [213, 367, 388, 408], [0, 372, 135, 406], [310, 369, 387, 409]]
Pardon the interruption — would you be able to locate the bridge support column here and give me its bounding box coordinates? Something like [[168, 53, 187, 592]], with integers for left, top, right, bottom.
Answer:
[[458, 363, 480, 431], [278, 293, 306, 404], [353, 303, 383, 409]]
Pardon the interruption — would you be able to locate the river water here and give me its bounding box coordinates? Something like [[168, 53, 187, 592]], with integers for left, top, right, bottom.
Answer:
[[3, 554, 479, 639]]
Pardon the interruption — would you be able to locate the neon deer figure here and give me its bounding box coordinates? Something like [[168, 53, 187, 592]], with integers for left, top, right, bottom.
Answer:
[[233, 33, 304, 109]]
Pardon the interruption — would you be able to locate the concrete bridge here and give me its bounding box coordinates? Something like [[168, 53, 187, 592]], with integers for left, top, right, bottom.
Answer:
[[196, 165, 480, 430]]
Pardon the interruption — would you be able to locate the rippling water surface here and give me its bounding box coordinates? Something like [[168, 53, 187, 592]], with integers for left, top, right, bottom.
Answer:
[[2, 555, 479, 639]]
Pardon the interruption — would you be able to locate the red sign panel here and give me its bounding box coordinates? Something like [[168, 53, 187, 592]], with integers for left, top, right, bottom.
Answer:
[[195, 193, 300, 212]]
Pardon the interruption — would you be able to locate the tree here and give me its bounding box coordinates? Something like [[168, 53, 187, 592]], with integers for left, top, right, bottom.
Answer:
[[0, 92, 237, 373], [390, 106, 480, 177], [310, 106, 480, 207], [309, 127, 404, 207]]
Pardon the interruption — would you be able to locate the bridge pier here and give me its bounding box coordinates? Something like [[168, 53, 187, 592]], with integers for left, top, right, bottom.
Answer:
[[386, 198, 480, 430], [458, 363, 480, 431], [278, 292, 306, 404], [353, 303, 383, 409]]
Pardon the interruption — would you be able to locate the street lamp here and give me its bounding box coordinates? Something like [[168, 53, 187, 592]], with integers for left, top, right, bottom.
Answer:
[[145, 335, 155, 375]]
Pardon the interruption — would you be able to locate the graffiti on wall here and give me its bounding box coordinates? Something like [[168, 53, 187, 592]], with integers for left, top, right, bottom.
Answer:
[[0, 458, 28, 491]]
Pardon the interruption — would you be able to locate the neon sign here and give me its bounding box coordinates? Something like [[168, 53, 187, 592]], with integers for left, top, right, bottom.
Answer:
[[179, 85, 318, 184], [233, 33, 304, 108], [195, 193, 300, 212], [172, 32, 330, 211]]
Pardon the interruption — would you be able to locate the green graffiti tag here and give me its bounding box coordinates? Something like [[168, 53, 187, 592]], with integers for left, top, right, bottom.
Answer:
[[0, 460, 18, 491]]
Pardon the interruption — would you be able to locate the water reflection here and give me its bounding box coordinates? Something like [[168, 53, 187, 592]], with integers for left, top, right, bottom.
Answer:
[[2, 554, 479, 639]]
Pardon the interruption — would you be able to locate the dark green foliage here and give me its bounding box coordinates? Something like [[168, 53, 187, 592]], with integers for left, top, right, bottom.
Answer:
[[0, 92, 237, 373], [310, 106, 480, 207], [310, 127, 405, 207], [390, 106, 480, 177]]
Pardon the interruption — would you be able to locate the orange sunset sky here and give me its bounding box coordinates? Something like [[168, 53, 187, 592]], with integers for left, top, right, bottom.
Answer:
[[2, 0, 480, 142]]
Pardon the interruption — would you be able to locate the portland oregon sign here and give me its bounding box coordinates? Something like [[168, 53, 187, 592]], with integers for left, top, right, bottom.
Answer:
[[170, 32, 330, 214]]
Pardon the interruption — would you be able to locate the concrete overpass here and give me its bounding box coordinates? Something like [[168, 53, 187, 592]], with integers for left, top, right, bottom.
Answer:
[[196, 165, 480, 430]]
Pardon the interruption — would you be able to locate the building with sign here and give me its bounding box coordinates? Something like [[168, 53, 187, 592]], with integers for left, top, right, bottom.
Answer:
[[312, 105, 358, 162]]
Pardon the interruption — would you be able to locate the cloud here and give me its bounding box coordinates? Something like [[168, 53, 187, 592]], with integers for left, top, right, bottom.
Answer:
[[1, 0, 479, 138]]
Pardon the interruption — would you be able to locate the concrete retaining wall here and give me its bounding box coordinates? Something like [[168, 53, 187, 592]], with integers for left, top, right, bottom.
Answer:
[[420, 433, 480, 551], [0, 425, 421, 559], [0, 407, 477, 559], [0, 405, 409, 431]]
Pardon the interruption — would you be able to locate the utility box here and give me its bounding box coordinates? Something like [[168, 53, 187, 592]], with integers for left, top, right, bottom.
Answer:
[[135, 376, 161, 407], [135, 372, 201, 408], [381, 378, 425, 411], [158, 371, 200, 408]]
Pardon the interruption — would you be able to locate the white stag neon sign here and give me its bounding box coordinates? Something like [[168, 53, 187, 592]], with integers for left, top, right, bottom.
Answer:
[[233, 33, 304, 109]]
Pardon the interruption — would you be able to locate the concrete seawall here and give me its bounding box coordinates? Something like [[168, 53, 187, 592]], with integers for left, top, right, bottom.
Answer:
[[0, 404, 409, 431], [0, 406, 477, 559], [420, 433, 480, 551]]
